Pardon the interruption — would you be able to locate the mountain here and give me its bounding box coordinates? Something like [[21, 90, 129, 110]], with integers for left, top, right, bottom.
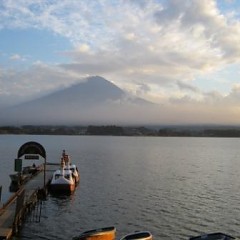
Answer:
[[32, 76, 126, 106], [0, 76, 155, 125]]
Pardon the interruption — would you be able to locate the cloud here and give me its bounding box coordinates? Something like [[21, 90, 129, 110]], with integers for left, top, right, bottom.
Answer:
[[10, 54, 21, 61], [0, 0, 115, 46], [136, 83, 151, 96], [0, 63, 86, 106], [75, 44, 91, 53], [155, 0, 240, 61], [58, 0, 240, 87], [176, 81, 200, 93], [1, 0, 240, 124], [2, 1, 240, 72], [9, 54, 26, 61]]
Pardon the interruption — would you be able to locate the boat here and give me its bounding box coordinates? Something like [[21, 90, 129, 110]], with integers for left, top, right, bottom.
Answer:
[[62, 150, 80, 184], [72, 226, 116, 240], [49, 157, 76, 194], [120, 231, 152, 240], [189, 233, 236, 240]]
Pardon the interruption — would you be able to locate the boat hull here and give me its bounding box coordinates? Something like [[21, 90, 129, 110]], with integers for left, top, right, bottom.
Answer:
[[120, 231, 152, 240], [189, 233, 235, 240], [50, 167, 76, 195], [73, 226, 116, 240], [49, 183, 75, 194]]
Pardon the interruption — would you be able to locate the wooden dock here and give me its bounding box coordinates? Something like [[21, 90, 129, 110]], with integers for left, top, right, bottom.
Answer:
[[0, 163, 58, 240]]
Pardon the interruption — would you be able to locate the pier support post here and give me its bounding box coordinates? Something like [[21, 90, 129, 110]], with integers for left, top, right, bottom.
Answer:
[[44, 159, 46, 187]]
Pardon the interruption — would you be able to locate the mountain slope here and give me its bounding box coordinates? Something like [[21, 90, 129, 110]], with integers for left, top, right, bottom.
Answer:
[[0, 76, 154, 125], [25, 76, 125, 106]]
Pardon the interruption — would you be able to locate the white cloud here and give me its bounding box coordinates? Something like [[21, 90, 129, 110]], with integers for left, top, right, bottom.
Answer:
[[1, 0, 240, 124], [75, 44, 91, 53], [0, 63, 86, 106], [56, 0, 240, 91], [9, 54, 26, 61], [9, 54, 21, 60]]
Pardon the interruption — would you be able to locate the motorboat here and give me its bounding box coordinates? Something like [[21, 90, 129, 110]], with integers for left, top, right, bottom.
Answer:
[[120, 231, 152, 240], [62, 150, 80, 184], [49, 150, 80, 194], [189, 233, 236, 240], [72, 226, 116, 240], [49, 158, 75, 194]]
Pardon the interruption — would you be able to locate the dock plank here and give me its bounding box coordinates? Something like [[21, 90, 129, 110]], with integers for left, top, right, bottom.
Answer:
[[0, 227, 13, 240], [0, 208, 15, 240]]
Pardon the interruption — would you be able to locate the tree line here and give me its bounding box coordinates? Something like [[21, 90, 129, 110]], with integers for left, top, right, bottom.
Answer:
[[1, 125, 240, 137]]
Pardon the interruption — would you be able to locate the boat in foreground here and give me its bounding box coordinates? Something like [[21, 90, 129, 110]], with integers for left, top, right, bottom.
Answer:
[[72, 226, 116, 240], [189, 232, 236, 240], [120, 231, 152, 240]]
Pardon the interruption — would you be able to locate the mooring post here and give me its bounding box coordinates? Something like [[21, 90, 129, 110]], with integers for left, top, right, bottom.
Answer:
[[44, 158, 46, 187], [14, 189, 25, 234]]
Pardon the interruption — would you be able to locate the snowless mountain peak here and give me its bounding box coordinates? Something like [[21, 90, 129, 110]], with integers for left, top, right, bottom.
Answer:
[[0, 76, 154, 125]]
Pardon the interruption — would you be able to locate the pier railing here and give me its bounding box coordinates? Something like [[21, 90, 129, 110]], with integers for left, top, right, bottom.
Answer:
[[0, 163, 58, 239]]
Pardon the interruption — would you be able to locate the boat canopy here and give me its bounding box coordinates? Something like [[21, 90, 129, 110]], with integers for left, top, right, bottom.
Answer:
[[17, 141, 46, 159]]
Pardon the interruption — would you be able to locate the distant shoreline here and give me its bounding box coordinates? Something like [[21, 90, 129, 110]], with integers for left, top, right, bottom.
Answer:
[[1, 125, 240, 138]]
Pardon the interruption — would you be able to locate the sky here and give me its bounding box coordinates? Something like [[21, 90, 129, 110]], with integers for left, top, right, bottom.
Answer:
[[1, 0, 240, 125]]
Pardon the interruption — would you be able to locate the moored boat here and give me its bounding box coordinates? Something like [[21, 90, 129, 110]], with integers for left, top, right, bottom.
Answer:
[[72, 226, 116, 240], [189, 233, 236, 240], [49, 157, 75, 194], [120, 231, 152, 240]]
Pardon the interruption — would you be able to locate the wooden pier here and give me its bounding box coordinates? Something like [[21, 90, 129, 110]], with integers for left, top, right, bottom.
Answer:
[[0, 141, 59, 240], [0, 163, 58, 239]]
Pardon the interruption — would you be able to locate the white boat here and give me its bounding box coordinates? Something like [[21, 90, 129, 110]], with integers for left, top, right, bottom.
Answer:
[[62, 150, 80, 184], [49, 157, 75, 194], [120, 231, 152, 240]]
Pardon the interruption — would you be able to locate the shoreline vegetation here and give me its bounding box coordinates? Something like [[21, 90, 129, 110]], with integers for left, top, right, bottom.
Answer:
[[1, 125, 240, 137]]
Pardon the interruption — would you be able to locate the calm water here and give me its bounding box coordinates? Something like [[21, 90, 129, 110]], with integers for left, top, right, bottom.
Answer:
[[1, 135, 240, 240]]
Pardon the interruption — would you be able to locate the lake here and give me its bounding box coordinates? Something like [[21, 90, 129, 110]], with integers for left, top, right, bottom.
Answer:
[[0, 135, 240, 240]]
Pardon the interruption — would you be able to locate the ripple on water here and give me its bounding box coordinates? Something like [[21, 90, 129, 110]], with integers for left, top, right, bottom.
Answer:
[[3, 136, 240, 240]]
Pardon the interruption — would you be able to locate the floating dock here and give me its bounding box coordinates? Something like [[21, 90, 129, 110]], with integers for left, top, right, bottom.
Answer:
[[0, 141, 59, 240]]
